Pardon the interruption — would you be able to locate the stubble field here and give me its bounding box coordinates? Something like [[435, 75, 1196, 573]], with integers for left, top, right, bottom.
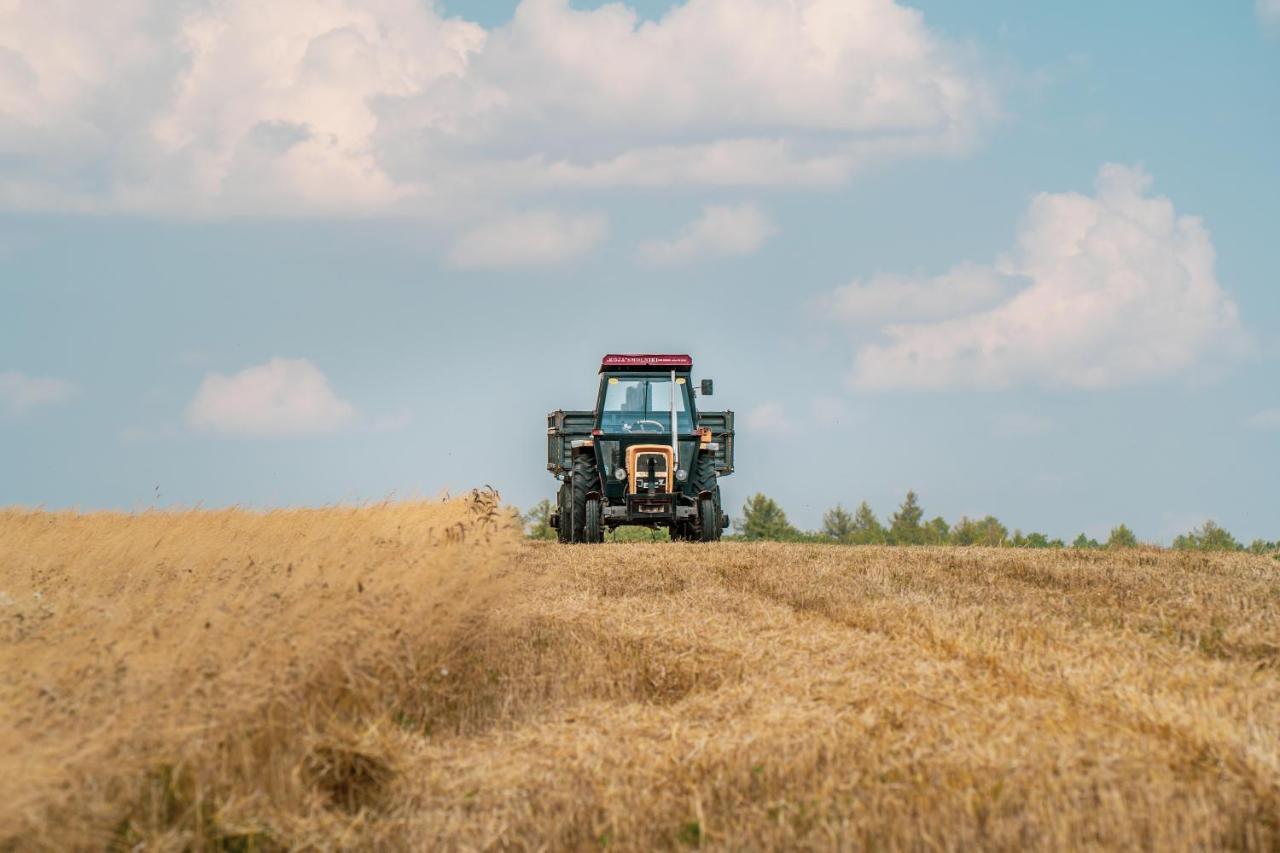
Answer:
[[1, 497, 1277, 850]]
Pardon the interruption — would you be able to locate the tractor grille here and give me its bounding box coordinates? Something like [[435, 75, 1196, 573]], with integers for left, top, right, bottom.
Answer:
[[634, 455, 667, 491], [627, 446, 672, 494]]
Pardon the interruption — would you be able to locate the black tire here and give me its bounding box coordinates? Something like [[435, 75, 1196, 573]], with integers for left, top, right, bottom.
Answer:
[[698, 496, 719, 542], [584, 497, 604, 543], [692, 453, 723, 542], [555, 483, 571, 544], [570, 453, 599, 544]]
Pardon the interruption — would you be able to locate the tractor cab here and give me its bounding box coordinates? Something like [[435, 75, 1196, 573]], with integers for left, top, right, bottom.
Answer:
[[593, 355, 695, 504]]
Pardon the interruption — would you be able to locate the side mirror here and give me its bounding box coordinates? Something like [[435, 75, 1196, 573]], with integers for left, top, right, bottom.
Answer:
[[700, 379, 714, 396]]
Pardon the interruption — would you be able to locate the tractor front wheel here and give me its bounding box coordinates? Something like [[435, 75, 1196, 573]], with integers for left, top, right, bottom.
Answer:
[[698, 496, 720, 542], [584, 497, 604, 543], [692, 453, 723, 542]]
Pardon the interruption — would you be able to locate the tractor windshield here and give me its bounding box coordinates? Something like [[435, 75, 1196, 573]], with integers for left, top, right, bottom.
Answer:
[[599, 375, 694, 434]]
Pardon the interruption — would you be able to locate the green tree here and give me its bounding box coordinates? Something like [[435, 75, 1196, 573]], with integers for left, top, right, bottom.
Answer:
[[1173, 520, 1240, 552], [1198, 521, 1239, 551], [821, 504, 856, 540], [1248, 539, 1279, 555], [1106, 524, 1138, 549], [951, 515, 1006, 547], [951, 516, 979, 546], [922, 516, 950, 545], [849, 501, 887, 544], [737, 493, 799, 541], [977, 515, 1008, 546], [1024, 532, 1051, 548], [1072, 533, 1101, 549], [522, 499, 556, 540], [888, 491, 924, 545]]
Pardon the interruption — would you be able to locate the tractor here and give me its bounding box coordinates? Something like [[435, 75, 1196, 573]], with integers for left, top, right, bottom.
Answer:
[[547, 354, 735, 543]]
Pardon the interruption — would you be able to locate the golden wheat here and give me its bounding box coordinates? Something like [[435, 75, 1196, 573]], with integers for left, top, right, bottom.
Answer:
[[0, 493, 516, 849], [2, 503, 1277, 850]]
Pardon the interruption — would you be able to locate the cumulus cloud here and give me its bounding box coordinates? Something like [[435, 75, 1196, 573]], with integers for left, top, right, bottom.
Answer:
[[448, 209, 607, 269], [0, 0, 992, 215], [841, 164, 1247, 390], [186, 358, 354, 436], [1245, 409, 1280, 430], [820, 263, 1010, 325], [0, 370, 76, 415], [1258, 0, 1280, 30], [640, 203, 775, 265]]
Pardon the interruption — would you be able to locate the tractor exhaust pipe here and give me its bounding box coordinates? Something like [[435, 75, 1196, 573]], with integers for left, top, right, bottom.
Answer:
[[670, 369, 679, 476]]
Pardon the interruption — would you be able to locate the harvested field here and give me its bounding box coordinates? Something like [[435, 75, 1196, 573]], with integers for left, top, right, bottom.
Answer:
[[2, 501, 1278, 850]]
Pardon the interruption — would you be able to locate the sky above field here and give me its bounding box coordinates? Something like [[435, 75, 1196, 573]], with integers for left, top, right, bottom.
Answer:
[[2, 0, 1278, 543]]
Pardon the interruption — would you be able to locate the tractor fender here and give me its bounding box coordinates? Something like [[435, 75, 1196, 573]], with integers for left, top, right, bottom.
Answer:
[[574, 472, 602, 500]]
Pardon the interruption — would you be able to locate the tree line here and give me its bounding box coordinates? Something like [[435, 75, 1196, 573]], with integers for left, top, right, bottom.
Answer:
[[733, 491, 1277, 553], [519, 492, 1277, 553]]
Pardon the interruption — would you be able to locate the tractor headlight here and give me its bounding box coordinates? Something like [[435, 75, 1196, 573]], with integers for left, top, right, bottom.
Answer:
[[615, 467, 627, 480], [675, 468, 688, 482]]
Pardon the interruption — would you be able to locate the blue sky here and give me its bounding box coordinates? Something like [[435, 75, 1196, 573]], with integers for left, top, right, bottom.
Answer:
[[2, 0, 1277, 543]]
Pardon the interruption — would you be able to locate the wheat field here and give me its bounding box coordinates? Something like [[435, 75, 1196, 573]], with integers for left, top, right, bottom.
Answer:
[[1, 498, 1278, 850]]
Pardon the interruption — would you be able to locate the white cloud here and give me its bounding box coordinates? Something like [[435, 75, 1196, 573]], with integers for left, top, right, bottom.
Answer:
[[1245, 409, 1280, 430], [743, 401, 794, 435], [842, 164, 1248, 390], [640, 203, 775, 265], [821, 263, 1009, 325], [448, 209, 607, 269], [186, 358, 355, 436], [0, 0, 992, 215], [0, 370, 76, 415], [1258, 0, 1280, 30]]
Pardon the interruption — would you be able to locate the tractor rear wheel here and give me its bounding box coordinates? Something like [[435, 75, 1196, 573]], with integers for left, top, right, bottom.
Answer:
[[555, 483, 571, 544], [584, 497, 604, 543], [570, 454, 599, 544], [698, 496, 719, 542]]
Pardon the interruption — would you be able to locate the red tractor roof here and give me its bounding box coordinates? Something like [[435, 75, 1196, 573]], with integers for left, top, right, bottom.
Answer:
[[600, 353, 693, 372]]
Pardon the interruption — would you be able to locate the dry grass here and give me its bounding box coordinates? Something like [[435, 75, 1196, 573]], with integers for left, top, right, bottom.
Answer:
[[0, 492, 516, 849], [2, 505, 1278, 850]]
